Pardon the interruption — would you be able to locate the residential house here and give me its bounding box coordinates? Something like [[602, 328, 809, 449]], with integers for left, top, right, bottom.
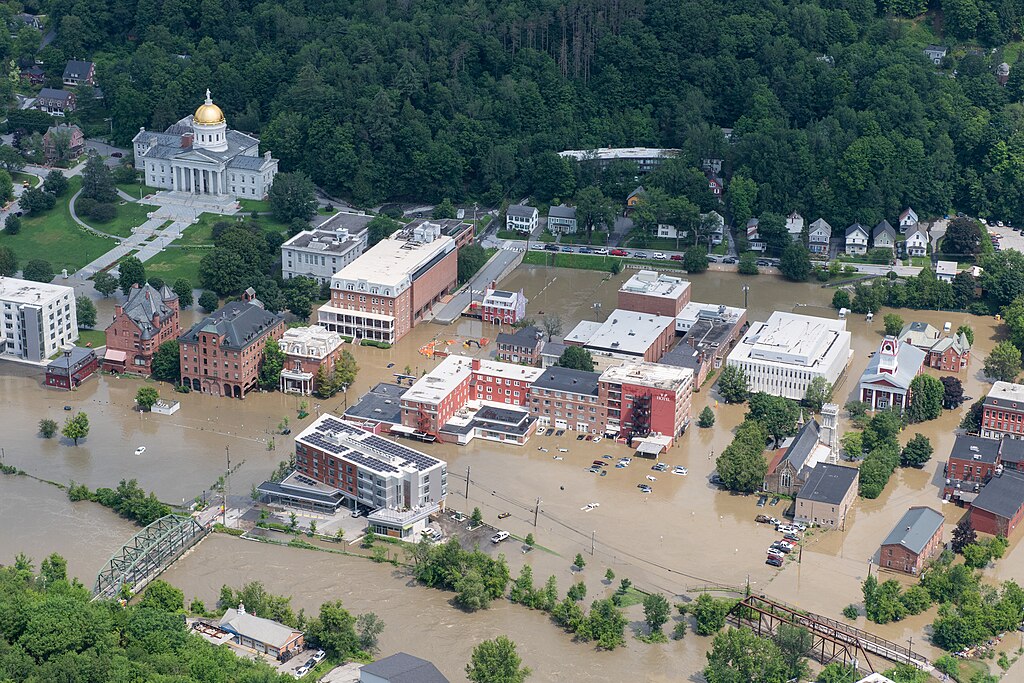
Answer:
[[277, 325, 345, 395], [217, 604, 304, 660], [936, 260, 957, 282], [905, 226, 929, 258], [706, 173, 724, 199], [12, 13, 44, 30], [899, 207, 919, 233], [794, 463, 859, 528], [879, 507, 944, 575], [859, 336, 925, 413], [872, 220, 897, 254], [178, 288, 286, 398], [360, 653, 450, 683], [62, 60, 95, 87], [927, 332, 971, 373], [746, 218, 765, 252], [626, 186, 646, 211], [43, 123, 85, 163], [506, 204, 538, 233], [924, 45, 948, 64], [763, 418, 833, 496], [808, 219, 831, 256], [480, 287, 528, 325], [786, 211, 805, 241], [704, 210, 725, 245], [44, 347, 98, 390], [34, 88, 76, 116], [969, 470, 1024, 537], [102, 283, 180, 375], [540, 341, 566, 368], [495, 325, 544, 365], [20, 65, 44, 85], [997, 62, 1011, 86], [701, 158, 723, 175], [845, 223, 869, 255], [547, 204, 578, 234]]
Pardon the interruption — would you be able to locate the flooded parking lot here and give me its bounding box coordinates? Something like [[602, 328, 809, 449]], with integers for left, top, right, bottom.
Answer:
[[0, 265, 1017, 679]]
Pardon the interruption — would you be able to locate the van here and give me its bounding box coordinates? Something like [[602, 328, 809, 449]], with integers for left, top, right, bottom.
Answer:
[[943, 321, 952, 333]]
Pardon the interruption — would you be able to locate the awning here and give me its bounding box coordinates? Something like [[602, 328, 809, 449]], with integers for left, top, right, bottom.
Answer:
[[104, 349, 127, 362], [636, 441, 665, 456], [389, 424, 416, 435]]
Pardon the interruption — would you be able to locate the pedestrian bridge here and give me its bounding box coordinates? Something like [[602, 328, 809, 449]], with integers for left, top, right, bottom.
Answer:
[[93, 514, 208, 600]]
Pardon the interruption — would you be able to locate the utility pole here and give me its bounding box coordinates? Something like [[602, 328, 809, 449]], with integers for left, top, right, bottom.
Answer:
[[223, 446, 230, 527], [465, 465, 470, 502], [533, 498, 540, 527], [591, 530, 596, 556]]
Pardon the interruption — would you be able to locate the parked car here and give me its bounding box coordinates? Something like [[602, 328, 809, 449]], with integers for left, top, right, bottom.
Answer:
[[670, 254, 683, 261], [311, 650, 326, 663], [784, 532, 801, 543], [594, 247, 609, 255], [769, 496, 780, 506], [111, 152, 123, 158], [767, 548, 785, 559], [755, 514, 772, 524], [756, 495, 768, 507], [592, 460, 608, 467], [766, 556, 784, 567], [498, 512, 511, 519], [652, 252, 667, 259], [672, 466, 688, 476], [491, 531, 510, 543], [609, 248, 628, 256], [637, 484, 652, 493], [652, 463, 669, 472], [578, 246, 593, 254], [544, 243, 559, 251], [560, 246, 573, 252], [723, 256, 738, 264]]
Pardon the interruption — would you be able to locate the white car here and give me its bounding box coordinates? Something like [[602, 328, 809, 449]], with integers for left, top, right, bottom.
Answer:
[[646, 475, 657, 482], [767, 548, 785, 559], [672, 466, 688, 476], [619, 457, 632, 465], [777, 524, 798, 534], [652, 252, 667, 260], [311, 650, 326, 663], [134, 446, 146, 456], [594, 248, 609, 255], [491, 531, 510, 544]]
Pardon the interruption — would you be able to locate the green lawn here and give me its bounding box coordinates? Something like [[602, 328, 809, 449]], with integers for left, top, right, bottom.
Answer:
[[81, 201, 155, 238], [0, 177, 115, 273], [13, 172, 41, 188], [76, 329, 106, 348], [238, 199, 272, 213], [557, 231, 608, 245], [116, 182, 161, 199], [142, 248, 205, 285]]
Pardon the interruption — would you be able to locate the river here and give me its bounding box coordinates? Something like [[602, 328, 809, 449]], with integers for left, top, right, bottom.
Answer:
[[0, 265, 1016, 680]]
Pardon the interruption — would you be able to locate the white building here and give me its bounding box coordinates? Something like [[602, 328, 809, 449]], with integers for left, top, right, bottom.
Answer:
[[132, 90, 278, 200], [281, 227, 367, 286], [278, 325, 344, 395], [564, 309, 675, 362], [557, 147, 680, 173], [506, 204, 538, 233], [786, 211, 805, 240], [0, 277, 77, 362], [726, 311, 852, 400], [936, 260, 957, 282]]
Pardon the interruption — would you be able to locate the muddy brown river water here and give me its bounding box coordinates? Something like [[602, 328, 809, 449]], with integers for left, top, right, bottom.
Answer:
[[1, 266, 1018, 680]]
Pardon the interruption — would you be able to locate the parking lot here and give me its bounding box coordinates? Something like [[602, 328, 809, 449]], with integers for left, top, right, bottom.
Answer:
[[986, 223, 1023, 254], [432, 509, 526, 554], [277, 647, 325, 679]]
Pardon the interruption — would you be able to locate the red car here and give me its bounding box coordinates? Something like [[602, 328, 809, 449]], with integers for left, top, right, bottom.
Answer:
[[609, 249, 628, 256], [670, 254, 683, 261]]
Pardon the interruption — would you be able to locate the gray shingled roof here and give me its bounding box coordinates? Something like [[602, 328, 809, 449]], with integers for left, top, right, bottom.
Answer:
[[496, 325, 542, 349], [548, 204, 576, 219], [62, 60, 93, 79], [38, 88, 72, 103], [532, 366, 600, 396], [999, 437, 1024, 466], [971, 470, 1024, 520], [873, 220, 896, 239], [880, 506, 944, 555], [507, 204, 536, 218], [797, 463, 858, 505], [950, 434, 1000, 465], [846, 222, 867, 237], [778, 419, 821, 477], [360, 652, 450, 683], [179, 300, 282, 350], [218, 608, 300, 649], [120, 283, 176, 341]]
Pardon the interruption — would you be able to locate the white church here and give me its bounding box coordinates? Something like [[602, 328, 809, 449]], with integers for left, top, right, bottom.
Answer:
[[132, 90, 279, 200]]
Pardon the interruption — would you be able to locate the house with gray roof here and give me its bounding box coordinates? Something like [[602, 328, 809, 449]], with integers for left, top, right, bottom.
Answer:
[[35, 88, 76, 116], [218, 604, 304, 659], [905, 226, 929, 257], [360, 652, 449, 683], [879, 506, 944, 575], [62, 60, 95, 87], [808, 218, 831, 255], [872, 220, 897, 253], [548, 204, 578, 234], [924, 45, 948, 64], [795, 463, 859, 528], [506, 204, 538, 233], [858, 336, 926, 413], [495, 325, 544, 365], [845, 223, 869, 255]]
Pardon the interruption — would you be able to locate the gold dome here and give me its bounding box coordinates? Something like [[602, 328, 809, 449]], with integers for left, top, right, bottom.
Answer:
[[193, 89, 225, 125]]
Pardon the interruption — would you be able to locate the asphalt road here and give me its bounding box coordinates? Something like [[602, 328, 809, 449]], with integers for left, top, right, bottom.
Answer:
[[433, 247, 524, 324]]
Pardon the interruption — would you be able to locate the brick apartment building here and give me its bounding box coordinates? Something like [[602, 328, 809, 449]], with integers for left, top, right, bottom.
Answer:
[[318, 223, 457, 345], [617, 270, 691, 317], [531, 366, 602, 432], [178, 289, 285, 398], [969, 470, 1024, 537], [103, 283, 180, 375], [494, 326, 544, 365], [599, 362, 693, 444], [479, 287, 527, 325], [944, 434, 1024, 508], [277, 325, 345, 395], [879, 506, 944, 575], [981, 381, 1024, 440]]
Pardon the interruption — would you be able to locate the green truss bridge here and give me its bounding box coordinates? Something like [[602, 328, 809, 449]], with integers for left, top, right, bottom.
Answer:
[[93, 514, 209, 600]]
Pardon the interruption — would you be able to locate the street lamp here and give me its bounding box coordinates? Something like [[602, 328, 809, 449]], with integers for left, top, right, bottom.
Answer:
[[592, 302, 601, 320], [741, 284, 750, 308]]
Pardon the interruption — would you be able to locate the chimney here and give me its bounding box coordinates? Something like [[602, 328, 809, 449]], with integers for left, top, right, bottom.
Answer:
[[181, 132, 193, 148], [115, 304, 123, 316], [153, 313, 160, 327], [238, 602, 245, 615], [471, 358, 481, 371]]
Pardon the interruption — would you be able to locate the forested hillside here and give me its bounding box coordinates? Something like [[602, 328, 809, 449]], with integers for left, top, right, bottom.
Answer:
[[29, 0, 1024, 220]]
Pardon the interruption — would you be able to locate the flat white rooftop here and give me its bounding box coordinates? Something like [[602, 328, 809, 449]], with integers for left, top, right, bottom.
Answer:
[[619, 270, 690, 300], [403, 355, 473, 405], [565, 309, 674, 357], [0, 276, 73, 304], [558, 147, 681, 161], [331, 232, 454, 291], [676, 301, 746, 328], [474, 359, 543, 383], [986, 381, 1024, 404], [278, 325, 343, 359], [600, 360, 693, 392], [731, 311, 847, 368]]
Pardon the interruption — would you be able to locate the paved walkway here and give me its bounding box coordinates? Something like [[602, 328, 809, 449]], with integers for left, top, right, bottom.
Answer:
[[432, 246, 525, 325]]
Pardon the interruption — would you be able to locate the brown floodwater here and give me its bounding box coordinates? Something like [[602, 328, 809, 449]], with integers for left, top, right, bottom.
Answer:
[[0, 266, 1014, 679]]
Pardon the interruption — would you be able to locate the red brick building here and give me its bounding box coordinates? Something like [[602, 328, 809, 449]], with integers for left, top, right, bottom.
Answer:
[[103, 283, 180, 375], [969, 470, 1024, 537], [879, 506, 944, 575], [318, 224, 457, 344], [45, 346, 98, 389], [926, 332, 971, 373], [599, 362, 693, 444], [981, 381, 1024, 440], [480, 287, 527, 325], [495, 326, 544, 365], [617, 270, 691, 317], [178, 290, 285, 398]]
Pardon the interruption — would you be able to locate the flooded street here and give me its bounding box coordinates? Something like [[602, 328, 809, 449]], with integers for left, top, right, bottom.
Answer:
[[0, 265, 1017, 679]]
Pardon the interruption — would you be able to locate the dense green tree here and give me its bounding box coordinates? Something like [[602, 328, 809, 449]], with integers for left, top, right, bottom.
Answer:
[[4, 213, 21, 235], [118, 256, 147, 294], [556, 346, 594, 372], [818, 662, 857, 683], [900, 433, 933, 468], [575, 186, 615, 240], [61, 412, 90, 445], [716, 421, 768, 493], [779, 241, 811, 281], [198, 291, 219, 312], [466, 636, 531, 683], [172, 279, 193, 307], [883, 313, 904, 337], [458, 244, 488, 284], [984, 341, 1022, 382], [957, 325, 975, 346], [578, 598, 628, 650], [951, 516, 978, 553], [831, 289, 851, 310], [704, 627, 789, 683], [802, 376, 833, 413], [642, 593, 671, 638], [432, 198, 456, 219], [151, 341, 181, 384], [737, 252, 759, 275], [39, 418, 58, 438], [75, 296, 97, 328], [20, 187, 56, 215], [906, 374, 944, 423], [44, 170, 69, 197], [257, 338, 285, 390], [92, 271, 118, 297], [307, 600, 360, 659], [746, 393, 800, 445], [0, 144, 26, 172], [366, 215, 402, 247], [81, 154, 117, 203], [22, 259, 54, 283], [683, 245, 709, 273], [269, 172, 317, 224], [941, 376, 965, 409], [716, 365, 748, 404], [139, 580, 184, 612], [135, 387, 160, 411], [698, 406, 716, 428]]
